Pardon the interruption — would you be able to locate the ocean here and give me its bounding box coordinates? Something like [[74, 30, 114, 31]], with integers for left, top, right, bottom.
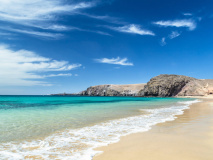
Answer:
[[0, 96, 199, 160]]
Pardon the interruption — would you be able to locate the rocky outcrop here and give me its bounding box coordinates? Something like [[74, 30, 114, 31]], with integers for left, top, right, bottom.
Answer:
[[138, 74, 196, 97], [79, 74, 213, 97], [177, 79, 213, 96], [80, 84, 146, 96]]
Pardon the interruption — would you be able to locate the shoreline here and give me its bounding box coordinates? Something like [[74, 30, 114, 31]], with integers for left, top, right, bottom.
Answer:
[[94, 97, 213, 160], [0, 97, 211, 159]]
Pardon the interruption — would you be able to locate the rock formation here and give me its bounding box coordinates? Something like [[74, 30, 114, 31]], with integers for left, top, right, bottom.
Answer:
[[138, 74, 196, 97], [177, 79, 213, 96], [80, 84, 146, 96], [79, 74, 213, 97], [138, 74, 213, 97]]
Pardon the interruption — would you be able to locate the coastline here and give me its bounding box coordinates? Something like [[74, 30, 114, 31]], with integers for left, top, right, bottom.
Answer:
[[1, 97, 195, 160], [94, 97, 213, 160]]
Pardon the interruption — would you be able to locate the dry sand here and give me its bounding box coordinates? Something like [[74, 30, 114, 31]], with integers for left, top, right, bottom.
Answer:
[[94, 97, 213, 160]]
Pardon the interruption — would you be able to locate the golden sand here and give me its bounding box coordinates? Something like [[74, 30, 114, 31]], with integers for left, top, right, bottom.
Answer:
[[94, 98, 213, 160]]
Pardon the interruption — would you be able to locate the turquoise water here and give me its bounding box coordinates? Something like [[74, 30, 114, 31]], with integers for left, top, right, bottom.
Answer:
[[0, 96, 197, 160]]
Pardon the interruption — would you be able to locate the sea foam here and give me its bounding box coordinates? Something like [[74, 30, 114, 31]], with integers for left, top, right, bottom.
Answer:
[[0, 99, 200, 160]]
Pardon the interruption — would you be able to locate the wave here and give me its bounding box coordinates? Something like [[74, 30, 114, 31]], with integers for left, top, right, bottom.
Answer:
[[0, 99, 200, 160]]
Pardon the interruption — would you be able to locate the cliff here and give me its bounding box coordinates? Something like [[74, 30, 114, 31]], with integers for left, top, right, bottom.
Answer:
[[138, 74, 195, 97], [79, 74, 213, 97], [138, 74, 213, 97], [177, 79, 213, 96], [80, 84, 146, 96]]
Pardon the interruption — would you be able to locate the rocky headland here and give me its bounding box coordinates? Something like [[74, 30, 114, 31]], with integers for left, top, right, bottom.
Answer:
[[80, 84, 146, 96], [79, 74, 213, 97]]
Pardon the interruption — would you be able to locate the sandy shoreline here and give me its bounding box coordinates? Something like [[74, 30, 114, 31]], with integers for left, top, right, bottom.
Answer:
[[94, 97, 213, 160]]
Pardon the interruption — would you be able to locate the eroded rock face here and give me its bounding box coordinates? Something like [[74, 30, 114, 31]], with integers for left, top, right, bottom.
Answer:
[[79, 74, 213, 97], [139, 74, 196, 97], [177, 79, 213, 96], [80, 85, 119, 96], [80, 84, 146, 96]]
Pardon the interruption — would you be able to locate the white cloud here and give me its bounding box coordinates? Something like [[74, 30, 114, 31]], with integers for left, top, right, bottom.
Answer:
[[44, 73, 72, 78], [169, 31, 181, 39], [0, 44, 81, 86], [159, 31, 181, 46], [31, 25, 78, 31], [107, 24, 155, 36], [0, 32, 16, 40], [0, 0, 97, 38], [88, 30, 112, 36], [160, 37, 166, 46], [80, 13, 126, 24], [0, 27, 63, 39], [95, 57, 134, 66], [0, 32, 14, 36], [183, 13, 193, 16], [154, 19, 196, 30], [0, 0, 95, 23]]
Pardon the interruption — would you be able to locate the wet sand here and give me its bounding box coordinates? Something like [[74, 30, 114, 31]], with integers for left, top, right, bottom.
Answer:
[[94, 98, 213, 160]]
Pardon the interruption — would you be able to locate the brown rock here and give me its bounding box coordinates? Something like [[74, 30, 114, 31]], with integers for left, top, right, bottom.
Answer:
[[138, 74, 196, 97], [80, 84, 146, 96]]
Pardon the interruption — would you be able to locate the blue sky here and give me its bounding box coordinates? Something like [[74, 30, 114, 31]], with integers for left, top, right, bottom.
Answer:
[[0, 0, 213, 95]]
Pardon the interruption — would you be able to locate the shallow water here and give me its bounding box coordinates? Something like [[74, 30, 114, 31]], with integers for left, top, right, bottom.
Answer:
[[0, 96, 198, 159]]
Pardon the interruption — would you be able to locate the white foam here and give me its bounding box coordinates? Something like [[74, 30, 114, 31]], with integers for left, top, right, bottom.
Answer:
[[0, 99, 199, 160], [178, 99, 201, 105]]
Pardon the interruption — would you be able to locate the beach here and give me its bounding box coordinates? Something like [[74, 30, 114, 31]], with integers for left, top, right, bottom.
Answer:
[[1, 0, 213, 160], [94, 97, 213, 160], [0, 96, 199, 159]]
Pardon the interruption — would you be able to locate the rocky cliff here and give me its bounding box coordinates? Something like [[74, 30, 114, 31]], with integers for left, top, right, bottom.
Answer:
[[138, 74, 213, 97], [79, 74, 213, 97], [138, 74, 196, 97], [177, 79, 213, 96], [80, 84, 146, 96]]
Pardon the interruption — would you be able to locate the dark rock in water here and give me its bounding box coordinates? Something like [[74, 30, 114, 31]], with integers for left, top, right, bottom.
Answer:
[[138, 74, 196, 97]]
